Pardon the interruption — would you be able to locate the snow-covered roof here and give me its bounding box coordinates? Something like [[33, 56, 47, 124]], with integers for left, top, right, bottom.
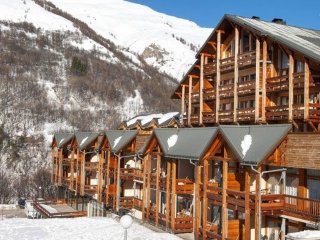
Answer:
[[123, 112, 180, 129]]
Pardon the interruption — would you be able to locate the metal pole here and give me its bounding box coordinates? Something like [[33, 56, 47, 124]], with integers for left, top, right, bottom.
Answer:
[[124, 229, 127, 240]]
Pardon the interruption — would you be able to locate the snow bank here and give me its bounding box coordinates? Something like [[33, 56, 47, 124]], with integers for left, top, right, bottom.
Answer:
[[0, 217, 181, 240], [0, 204, 17, 210], [287, 230, 320, 239]]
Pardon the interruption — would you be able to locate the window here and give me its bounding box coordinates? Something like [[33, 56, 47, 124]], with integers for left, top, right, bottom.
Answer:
[[286, 176, 298, 196], [307, 179, 320, 200], [295, 60, 304, 73]]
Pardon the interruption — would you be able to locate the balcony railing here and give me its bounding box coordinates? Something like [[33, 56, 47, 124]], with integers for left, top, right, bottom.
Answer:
[[191, 92, 200, 103], [219, 83, 234, 98], [202, 112, 215, 124], [107, 184, 116, 196], [220, 56, 235, 73], [133, 197, 143, 210], [237, 107, 255, 122], [238, 50, 256, 68], [266, 104, 304, 120], [120, 168, 143, 179], [84, 185, 97, 194], [85, 162, 98, 171], [218, 110, 233, 123], [238, 80, 256, 96], [176, 179, 194, 195], [203, 88, 215, 101], [120, 196, 133, 209], [190, 114, 199, 125]]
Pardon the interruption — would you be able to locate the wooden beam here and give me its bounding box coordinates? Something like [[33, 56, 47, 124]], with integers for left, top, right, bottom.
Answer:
[[171, 160, 177, 231], [146, 154, 152, 222], [165, 160, 171, 229], [216, 31, 221, 123], [304, 60, 310, 120], [70, 149, 74, 190], [221, 149, 228, 239], [254, 166, 261, 240], [155, 149, 161, 227], [255, 38, 260, 122], [181, 85, 185, 119], [202, 159, 209, 240], [262, 39, 267, 122], [234, 26, 239, 122], [288, 52, 294, 121], [245, 168, 251, 240], [105, 150, 111, 206], [81, 151, 85, 196], [188, 76, 192, 126], [199, 54, 204, 125], [194, 163, 201, 240]]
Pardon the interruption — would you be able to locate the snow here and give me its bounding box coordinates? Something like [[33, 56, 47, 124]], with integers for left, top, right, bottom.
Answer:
[[39, 204, 58, 214], [287, 230, 320, 239], [0, 205, 16, 210], [0, 217, 182, 240], [0, 0, 76, 31], [167, 134, 178, 149], [158, 112, 180, 125], [240, 134, 252, 157], [50, 0, 212, 79], [125, 112, 179, 127], [113, 136, 122, 148]]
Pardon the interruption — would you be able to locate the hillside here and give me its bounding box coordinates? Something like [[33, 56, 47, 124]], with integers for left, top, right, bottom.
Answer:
[[0, 0, 211, 201]]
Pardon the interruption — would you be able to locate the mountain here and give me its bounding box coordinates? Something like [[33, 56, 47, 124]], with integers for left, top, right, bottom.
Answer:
[[0, 0, 211, 195]]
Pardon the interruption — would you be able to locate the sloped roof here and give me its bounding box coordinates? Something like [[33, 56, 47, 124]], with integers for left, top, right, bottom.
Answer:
[[53, 133, 74, 148], [75, 132, 99, 150], [105, 130, 138, 153], [153, 127, 219, 160], [219, 124, 292, 166], [227, 15, 320, 63]]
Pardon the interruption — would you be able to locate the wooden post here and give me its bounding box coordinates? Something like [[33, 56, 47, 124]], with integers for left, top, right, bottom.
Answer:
[[194, 163, 201, 240], [202, 159, 209, 239], [165, 161, 171, 229], [245, 169, 251, 240], [255, 166, 261, 240], [200, 54, 204, 125], [304, 60, 310, 120], [181, 85, 186, 119], [171, 160, 177, 232], [81, 151, 85, 196], [146, 154, 152, 222], [97, 151, 102, 202], [70, 149, 74, 190], [249, 34, 252, 51], [288, 52, 294, 121], [142, 154, 148, 221], [216, 31, 221, 123], [75, 151, 79, 194], [262, 39, 267, 122], [105, 150, 111, 206], [188, 76, 192, 126], [222, 155, 228, 239], [255, 38, 261, 122], [234, 26, 239, 122], [155, 148, 161, 226]]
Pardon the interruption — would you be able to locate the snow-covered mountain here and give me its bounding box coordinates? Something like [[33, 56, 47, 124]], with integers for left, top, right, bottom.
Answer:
[[0, 0, 212, 195]]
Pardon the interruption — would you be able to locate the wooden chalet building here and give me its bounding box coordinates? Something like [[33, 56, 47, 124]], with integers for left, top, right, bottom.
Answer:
[[172, 15, 320, 130], [51, 15, 320, 240]]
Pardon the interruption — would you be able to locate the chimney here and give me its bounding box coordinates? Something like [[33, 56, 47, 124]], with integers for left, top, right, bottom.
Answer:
[[272, 18, 286, 25], [252, 16, 260, 20]]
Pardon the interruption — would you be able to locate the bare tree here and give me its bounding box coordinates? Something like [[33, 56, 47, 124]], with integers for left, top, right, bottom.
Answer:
[[32, 168, 56, 199], [0, 171, 13, 203]]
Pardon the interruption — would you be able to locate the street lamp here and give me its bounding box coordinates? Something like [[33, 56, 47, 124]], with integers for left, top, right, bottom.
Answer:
[[120, 214, 133, 240]]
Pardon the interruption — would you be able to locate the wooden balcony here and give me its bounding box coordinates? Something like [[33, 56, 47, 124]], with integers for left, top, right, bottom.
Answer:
[[284, 195, 320, 221], [191, 92, 200, 103], [203, 88, 215, 101], [201, 224, 221, 240], [218, 110, 233, 123], [84, 185, 97, 194], [120, 196, 133, 209], [109, 157, 117, 169], [202, 112, 215, 124], [107, 184, 116, 196], [120, 168, 143, 180], [220, 56, 235, 73], [265, 104, 304, 121], [85, 162, 98, 171], [309, 103, 320, 120], [61, 178, 70, 186], [266, 75, 289, 92], [219, 83, 234, 98], [237, 107, 255, 122], [238, 80, 255, 96], [62, 158, 71, 165], [190, 114, 199, 125], [176, 179, 194, 195], [238, 50, 256, 69], [204, 61, 217, 76], [174, 216, 193, 233], [133, 197, 143, 210]]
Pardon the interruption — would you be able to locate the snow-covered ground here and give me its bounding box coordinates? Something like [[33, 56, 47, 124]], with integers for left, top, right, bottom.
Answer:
[[0, 205, 16, 210], [0, 217, 182, 240], [286, 230, 320, 239]]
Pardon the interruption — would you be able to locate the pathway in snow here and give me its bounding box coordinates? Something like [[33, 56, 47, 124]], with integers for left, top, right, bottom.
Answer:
[[0, 217, 182, 240]]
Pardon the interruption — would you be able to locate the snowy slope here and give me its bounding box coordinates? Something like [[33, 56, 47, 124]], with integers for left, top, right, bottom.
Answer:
[[49, 0, 212, 79]]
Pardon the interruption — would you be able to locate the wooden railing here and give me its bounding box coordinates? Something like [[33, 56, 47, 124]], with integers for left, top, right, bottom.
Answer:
[[220, 56, 235, 73], [133, 197, 143, 210], [218, 110, 233, 123], [203, 223, 222, 240], [120, 168, 142, 179], [203, 88, 215, 101], [61, 178, 70, 186], [174, 217, 193, 233], [120, 197, 133, 209], [191, 92, 200, 103], [62, 158, 71, 165], [237, 107, 255, 122], [190, 114, 199, 125], [238, 50, 256, 68], [266, 104, 304, 120], [84, 162, 98, 171], [202, 112, 215, 124], [219, 83, 234, 98], [204, 61, 217, 76], [285, 195, 320, 220], [238, 80, 256, 95], [84, 185, 97, 194], [309, 103, 320, 119], [107, 184, 116, 196], [176, 179, 194, 195], [266, 75, 289, 92]]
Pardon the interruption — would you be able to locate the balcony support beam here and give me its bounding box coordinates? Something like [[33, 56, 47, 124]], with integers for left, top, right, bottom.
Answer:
[[199, 54, 204, 125], [288, 52, 294, 121], [255, 38, 260, 122], [194, 163, 201, 240], [155, 149, 161, 227], [165, 161, 171, 229], [304, 60, 310, 120], [216, 31, 221, 123], [245, 168, 251, 240], [181, 85, 185, 120], [262, 39, 267, 122], [105, 150, 111, 206], [221, 148, 228, 239], [202, 159, 209, 240], [171, 160, 177, 231], [188, 76, 192, 126], [234, 26, 239, 122]]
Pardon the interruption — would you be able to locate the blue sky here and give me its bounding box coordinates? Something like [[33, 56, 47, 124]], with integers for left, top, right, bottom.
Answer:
[[128, 0, 320, 30]]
